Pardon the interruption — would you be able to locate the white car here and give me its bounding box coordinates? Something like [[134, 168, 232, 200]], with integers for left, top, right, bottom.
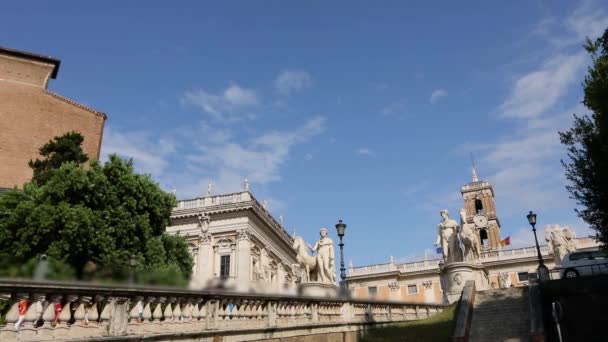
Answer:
[[560, 250, 608, 278]]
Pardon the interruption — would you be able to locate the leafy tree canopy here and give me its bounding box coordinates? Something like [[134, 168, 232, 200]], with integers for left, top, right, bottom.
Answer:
[[560, 29, 608, 246], [28, 131, 89, 186], [0, 132, 193, 283]]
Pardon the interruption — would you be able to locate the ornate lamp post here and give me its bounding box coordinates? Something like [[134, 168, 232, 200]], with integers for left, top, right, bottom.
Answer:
[[527, 211, 549, 281], [335, 220, 347, 288], [128, 255, 137, 286]]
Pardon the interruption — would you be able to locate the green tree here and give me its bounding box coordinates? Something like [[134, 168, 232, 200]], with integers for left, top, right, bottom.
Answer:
[[28, 131, 89, 186], [560, 29, 608, 246], [0, 133, 193, 283]]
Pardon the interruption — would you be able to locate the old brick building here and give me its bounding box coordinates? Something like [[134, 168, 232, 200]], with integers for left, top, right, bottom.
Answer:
[[0, 46, 106, 189]]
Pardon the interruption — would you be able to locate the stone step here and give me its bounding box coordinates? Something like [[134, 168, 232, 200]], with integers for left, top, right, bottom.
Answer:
[[469, 287, 530, 342]]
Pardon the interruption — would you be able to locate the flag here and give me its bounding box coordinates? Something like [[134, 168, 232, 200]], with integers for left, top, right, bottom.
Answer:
[[436, 246, 443, 254], [501, 236, 511, 247]]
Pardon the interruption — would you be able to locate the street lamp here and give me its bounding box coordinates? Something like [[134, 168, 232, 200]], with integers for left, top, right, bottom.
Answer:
[[129, 255, 137, 286], [335, 220, 347, 288], [527, 211, 549, 281]]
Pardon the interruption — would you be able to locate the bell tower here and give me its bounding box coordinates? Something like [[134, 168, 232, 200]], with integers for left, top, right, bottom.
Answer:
[[460, 168, 502, 250]]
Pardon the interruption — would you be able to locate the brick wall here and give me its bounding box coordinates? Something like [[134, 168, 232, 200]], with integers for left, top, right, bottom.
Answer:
[[0, 54, 106, 189]]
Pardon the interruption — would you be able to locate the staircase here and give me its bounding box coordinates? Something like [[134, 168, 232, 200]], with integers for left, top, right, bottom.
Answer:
[[469, 287, 530, 342]]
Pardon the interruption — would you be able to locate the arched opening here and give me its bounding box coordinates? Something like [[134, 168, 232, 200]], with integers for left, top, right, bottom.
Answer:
[[475, 198, 484, 214], [479, 228, 489, 248]]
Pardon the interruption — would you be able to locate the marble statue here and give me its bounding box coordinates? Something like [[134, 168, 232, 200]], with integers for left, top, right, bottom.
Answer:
[[460, 222, 481, 263], [244, 177, 250, 191], [498, 272, 511, 288], [544, 226, 554, 255], [308, 228, 337, 284], [207, 182, 214, 196], [548, 225, 577, 266], [292, 236, 317, 282], [435, 210, 463, 264], [291, 228, 336, 284], [458, 208, 481, 263]]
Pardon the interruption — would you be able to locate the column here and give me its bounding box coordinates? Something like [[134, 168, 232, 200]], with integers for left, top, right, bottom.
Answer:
[[236, 228, 251, 291], [276, 264, 285, 292], [195, 233, 214, 288]]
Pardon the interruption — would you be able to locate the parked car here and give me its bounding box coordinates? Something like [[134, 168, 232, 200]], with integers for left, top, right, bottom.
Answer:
[[560, 250, 608, 278]]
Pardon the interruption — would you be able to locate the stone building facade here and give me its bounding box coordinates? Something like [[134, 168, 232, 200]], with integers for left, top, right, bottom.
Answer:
[[167, 190, 301, 293], [0, 46, 106, 189], [345, 170, 601, 304]]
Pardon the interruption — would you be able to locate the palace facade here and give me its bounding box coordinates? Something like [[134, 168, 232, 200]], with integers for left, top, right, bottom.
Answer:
[[167, 188, 301, 293], [344, 170, 601, 304]]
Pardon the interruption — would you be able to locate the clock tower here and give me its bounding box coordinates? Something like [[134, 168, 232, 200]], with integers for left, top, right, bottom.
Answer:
[[460, 168, 502, 250]]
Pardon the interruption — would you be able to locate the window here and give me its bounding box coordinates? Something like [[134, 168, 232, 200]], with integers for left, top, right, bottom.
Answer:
[[407, 284, 418, 295], [591, 251, 608, 260], [220, 255, 231, 278], [479, 229, 489, 247], [368, 286, 377, 297], [569, 252, 591, 261], [517, 272, 528, 282], [475, 198, 484, 214]]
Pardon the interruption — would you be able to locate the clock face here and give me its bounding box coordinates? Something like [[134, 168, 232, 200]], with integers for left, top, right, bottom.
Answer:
[[474, 214, 488, 228]]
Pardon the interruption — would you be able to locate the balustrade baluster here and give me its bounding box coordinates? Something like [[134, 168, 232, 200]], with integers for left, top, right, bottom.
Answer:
[[172, 299, 183, 324], [98, 296, 111, 331], [54, 294, 77, 339]]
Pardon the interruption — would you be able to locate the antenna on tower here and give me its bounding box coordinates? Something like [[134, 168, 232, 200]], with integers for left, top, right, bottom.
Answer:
[[470, 153, 479, 182]]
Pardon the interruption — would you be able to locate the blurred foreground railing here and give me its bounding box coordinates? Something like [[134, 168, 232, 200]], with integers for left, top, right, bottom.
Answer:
[[0, 278, 447, 341]]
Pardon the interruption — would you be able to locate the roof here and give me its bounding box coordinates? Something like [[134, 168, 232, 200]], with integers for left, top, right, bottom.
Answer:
[[0, 45, 61, 79]]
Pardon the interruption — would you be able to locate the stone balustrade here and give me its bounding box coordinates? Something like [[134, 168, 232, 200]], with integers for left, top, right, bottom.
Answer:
[[176, 192, 250, 209], [0, 278, 447, 341], [348, 237, 598, 277]]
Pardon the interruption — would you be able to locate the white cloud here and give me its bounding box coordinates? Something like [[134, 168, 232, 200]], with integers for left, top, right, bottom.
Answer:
[[430, 89, 448, 103], [566, 1, 608, 44], [182, 117, 326, 195], [498, 53, 586, 119], [274, 69, 313, 95], [304, 153, 313, 161], [356, 148, 375, 157], [100, 128, 171, 176], [382, 98, 406, 116], [182, 84, 258, 122]]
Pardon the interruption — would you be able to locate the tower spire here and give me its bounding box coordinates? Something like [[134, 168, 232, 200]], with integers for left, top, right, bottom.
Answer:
[[470, 153, 479, 182], [472, 167, 479, 182]]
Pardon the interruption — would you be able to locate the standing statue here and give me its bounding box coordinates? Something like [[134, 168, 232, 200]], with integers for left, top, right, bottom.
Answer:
[[435, 210, 463, 264], [308, 228, 336, 284]]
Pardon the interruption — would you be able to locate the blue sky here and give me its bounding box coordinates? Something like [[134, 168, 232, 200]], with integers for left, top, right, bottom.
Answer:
[[3, 1, 607, 268]]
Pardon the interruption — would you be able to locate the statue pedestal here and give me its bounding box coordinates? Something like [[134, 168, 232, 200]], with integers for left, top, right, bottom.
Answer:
[[299, 282, 339, 298], [440, 262, 489, 304]]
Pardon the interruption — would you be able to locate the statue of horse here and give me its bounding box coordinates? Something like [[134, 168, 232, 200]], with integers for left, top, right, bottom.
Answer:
[[292, 236, 317, 282], [459, 223, 481, 263]]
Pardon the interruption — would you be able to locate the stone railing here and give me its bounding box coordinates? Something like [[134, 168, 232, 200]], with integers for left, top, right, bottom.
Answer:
[[349, 259, 442, 276], [479, 245, 549, 263], [0, 279, 447, 341], [348, 238, 600, 277], [175, 191, 250, 209]]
